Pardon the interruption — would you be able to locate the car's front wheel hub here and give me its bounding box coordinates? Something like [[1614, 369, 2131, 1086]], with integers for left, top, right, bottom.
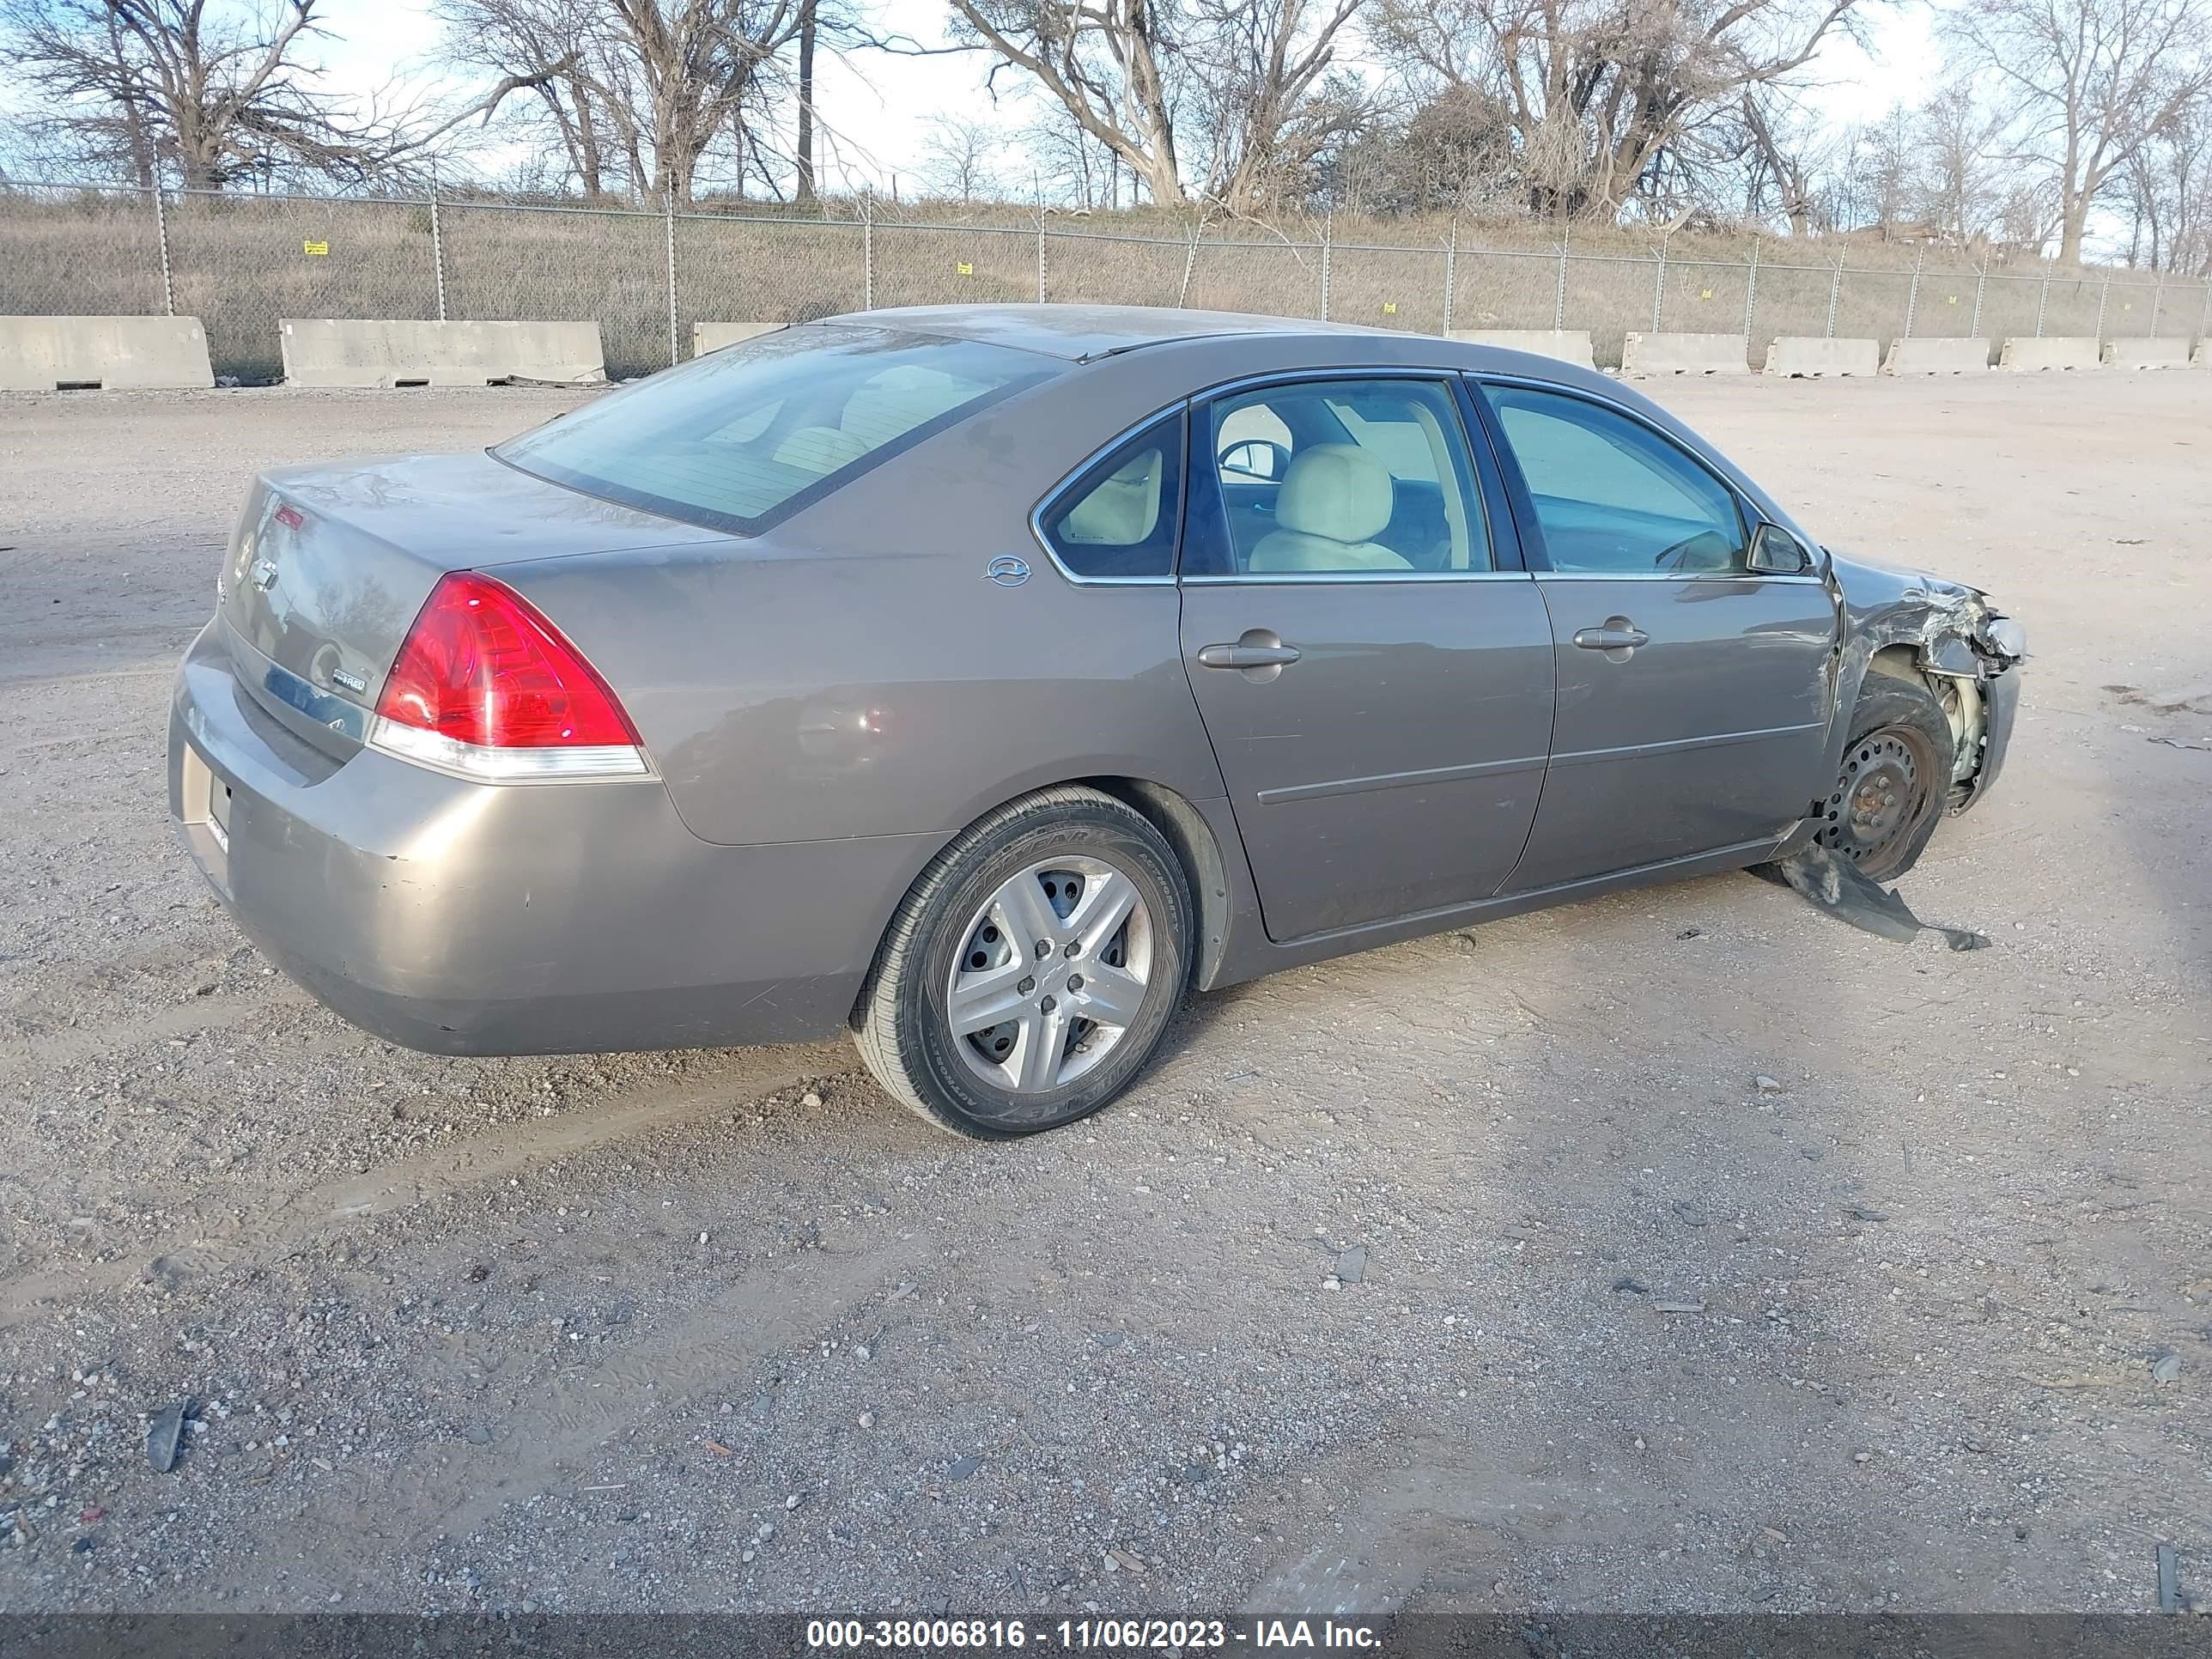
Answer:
[[1819, 728, 1934, 876]]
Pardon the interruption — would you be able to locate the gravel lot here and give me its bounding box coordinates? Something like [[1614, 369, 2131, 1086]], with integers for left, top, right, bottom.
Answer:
[[1, 371, 2207, 1619]]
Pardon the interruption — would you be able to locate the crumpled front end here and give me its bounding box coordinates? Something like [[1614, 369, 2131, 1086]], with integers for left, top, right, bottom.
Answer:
[[1826, 550, 2027, 813]]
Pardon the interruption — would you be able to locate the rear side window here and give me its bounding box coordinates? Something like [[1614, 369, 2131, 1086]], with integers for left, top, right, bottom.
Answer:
[[1038, 413, 1184, 580], [498, 325, 1054, 535]]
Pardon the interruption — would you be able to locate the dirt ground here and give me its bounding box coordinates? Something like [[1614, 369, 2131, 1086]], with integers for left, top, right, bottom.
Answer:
[[0, 371, 2207, 1620]]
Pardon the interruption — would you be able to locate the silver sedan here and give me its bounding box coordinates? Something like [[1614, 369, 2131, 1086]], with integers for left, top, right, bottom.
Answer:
[[168, 306, 2024, 1136]]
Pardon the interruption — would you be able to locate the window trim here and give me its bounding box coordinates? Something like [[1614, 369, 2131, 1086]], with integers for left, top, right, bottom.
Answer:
[[1026, 406, 1189, 587], [1176, 368, 1513, 586], [1469, 374, 1823, 581]]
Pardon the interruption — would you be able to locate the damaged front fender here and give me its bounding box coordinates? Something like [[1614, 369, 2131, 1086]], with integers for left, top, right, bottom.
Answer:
[[1822, 550, 2027, 813]]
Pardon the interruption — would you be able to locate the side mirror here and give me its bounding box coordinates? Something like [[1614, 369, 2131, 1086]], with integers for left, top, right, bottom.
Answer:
[[1748, 521, 1813, 574]]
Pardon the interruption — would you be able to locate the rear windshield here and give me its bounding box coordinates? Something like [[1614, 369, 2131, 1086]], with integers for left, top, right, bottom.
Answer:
[[496, 325, 1055, 535]]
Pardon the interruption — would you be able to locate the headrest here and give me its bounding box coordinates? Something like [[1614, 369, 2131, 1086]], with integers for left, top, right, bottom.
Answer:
[[840, 366, 981, 444], [1059, 448, 1163, 544], [1274, 444, 1393, 544]]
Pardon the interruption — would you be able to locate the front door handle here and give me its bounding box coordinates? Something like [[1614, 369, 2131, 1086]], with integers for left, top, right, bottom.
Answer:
[[1198, 642, 1303, 669], [1197, 629, 1302, 682], [1572, 618, 1650, 653]]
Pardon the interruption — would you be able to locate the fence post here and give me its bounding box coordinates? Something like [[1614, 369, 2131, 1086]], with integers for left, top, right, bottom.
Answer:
[[2034, 259, 2051, 337], [2199, 276, 2211, 348], [1554, 228, 1568, 331], [1971, 254, 1987, 337], [664, 190, 678, 368], [1826, 258, 1841, 338], [1652, 237, 1667, 331], [1442, 222, 1456, 336], [2094, 275, 2109, 344], [1903, 246, 1923, 340], [1319, 216, 1332, 321], [1035, 178, 1047, 305], [862, 204, 874, 310], [428, 184, 447, 324], [1176, 222, 1200, 309], [2148, 270, 2163, 337], [1742, 241, 1759, 342], [150, 184, 176, 318]]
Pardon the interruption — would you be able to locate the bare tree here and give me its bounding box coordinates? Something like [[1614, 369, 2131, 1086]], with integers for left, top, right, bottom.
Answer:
[[3, 0, 568, 189], [2124, 87, 2212, 270], [1915, 80, 2008, 240], [1944, 0, 2212, 264], [945, 0, 1187, 205], [435, 0, 612, 195], [943, 0, 1365, 210], [440, 0, 803, 202], [1370, 0, 1870, 222], [1181, 0, 1370, 210], [793, 0, 818, 202], [921, 110, 1001, 201], [1736, 89, 1828, 232]]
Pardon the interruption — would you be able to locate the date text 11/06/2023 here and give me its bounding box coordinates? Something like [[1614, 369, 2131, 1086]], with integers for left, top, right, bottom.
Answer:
[[805, 1619, 1383, 1650]]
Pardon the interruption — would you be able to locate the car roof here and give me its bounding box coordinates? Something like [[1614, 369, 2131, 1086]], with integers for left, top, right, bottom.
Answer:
[[807, 303, 1400, 362]]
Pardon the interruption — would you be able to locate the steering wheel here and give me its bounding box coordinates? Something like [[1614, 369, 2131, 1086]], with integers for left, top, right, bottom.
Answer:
[[1218, 439, 1292, 483]]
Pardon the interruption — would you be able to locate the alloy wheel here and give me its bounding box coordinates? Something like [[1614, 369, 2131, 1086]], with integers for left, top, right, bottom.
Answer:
[[945, 856, 1154, 1094]]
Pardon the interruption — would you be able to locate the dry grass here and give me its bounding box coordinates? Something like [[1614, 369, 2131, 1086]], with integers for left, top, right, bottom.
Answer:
[[3, 186, 2199, 380]]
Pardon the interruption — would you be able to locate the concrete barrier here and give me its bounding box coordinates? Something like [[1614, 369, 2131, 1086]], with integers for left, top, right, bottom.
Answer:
[[1883, 337, 1991, 374], [692, 321, 784, 357], [0, 315, 214, 391], [279, 319, 605, 387], [1997, 336, 2101, 371], [2197, 341, 2211, 369], [1446, 329, 1597, 369], [2100, 337, 2192, 370], [1762, 336, 1879, 377], [1620, 332, 1749, 375]]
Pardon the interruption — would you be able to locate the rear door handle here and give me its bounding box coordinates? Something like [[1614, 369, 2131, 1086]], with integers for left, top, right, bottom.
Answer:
[[1198, 642, 1303, 669], [1572, 623, 1650, 652]]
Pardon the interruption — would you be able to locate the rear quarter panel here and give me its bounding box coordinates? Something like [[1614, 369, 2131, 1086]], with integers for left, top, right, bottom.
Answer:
[[494, 349, 1263, 848]]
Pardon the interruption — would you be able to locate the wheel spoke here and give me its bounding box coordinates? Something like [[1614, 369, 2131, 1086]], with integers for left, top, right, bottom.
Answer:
[[1072, 960, 1146, 1030], [990, 869, 1066, 958], [1012, 1004, 1069, 1091], [1067, 869, 1139, 959], [948, 957, 1030, 1036]]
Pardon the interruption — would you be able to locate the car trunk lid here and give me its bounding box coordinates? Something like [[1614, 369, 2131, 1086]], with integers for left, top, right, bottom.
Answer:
[[218, 451, 731, 760]]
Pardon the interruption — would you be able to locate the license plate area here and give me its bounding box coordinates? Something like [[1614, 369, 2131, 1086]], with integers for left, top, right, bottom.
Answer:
[[177, 744, 233, 893]]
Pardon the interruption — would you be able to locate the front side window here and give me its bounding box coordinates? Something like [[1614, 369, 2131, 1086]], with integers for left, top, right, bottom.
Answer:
[[1038, 413, 1184, 580], [1480, 384, 1747, 574], [1186, 378, 1491, 577], [498, 325, 1054, 535]]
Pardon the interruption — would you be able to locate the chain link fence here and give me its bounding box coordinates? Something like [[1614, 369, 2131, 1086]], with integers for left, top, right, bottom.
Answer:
[[4, 181, 2208, 382]]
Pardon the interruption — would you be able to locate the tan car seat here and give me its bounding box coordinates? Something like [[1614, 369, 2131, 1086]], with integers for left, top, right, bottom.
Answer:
[[1248, 444, 1411, 573], [1058, 446, 1164, 545]]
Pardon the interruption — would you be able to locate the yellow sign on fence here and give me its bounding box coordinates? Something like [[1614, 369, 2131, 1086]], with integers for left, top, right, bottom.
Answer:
[[956, 261, 974, 276], [1382, 301, 1398, 315], [303, 240, 329, 257]]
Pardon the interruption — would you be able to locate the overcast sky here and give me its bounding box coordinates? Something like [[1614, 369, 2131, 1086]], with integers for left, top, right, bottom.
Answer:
[[311, 0, 1944, 198]]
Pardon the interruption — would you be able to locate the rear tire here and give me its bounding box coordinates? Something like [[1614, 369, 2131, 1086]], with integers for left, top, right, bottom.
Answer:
[[853, 787, 1193, 1139], [1815, 671, 1954, 882]]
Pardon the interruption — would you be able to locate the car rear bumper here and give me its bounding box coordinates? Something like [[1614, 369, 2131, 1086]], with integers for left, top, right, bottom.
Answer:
[[168, 618, 937, 1055]]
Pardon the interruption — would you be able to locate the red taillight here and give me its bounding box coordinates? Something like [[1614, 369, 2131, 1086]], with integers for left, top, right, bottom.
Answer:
[[376, 572, 640, 751]]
